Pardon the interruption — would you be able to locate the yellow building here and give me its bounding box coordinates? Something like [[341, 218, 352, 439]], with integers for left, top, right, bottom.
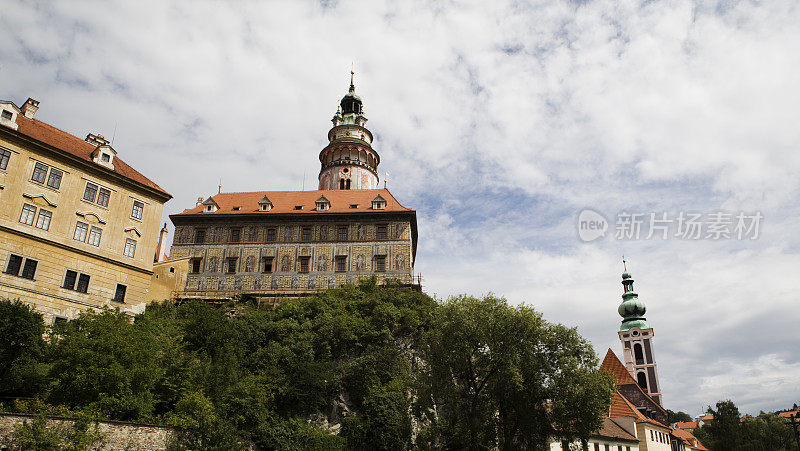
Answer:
[[0, 98, 172, 323]]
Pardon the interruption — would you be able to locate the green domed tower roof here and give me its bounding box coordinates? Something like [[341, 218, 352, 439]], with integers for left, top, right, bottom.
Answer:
[[618, 259, 649, 331], [340, 71, 364, 115]]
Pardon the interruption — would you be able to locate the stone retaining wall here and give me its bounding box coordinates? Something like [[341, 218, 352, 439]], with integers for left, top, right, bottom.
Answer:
[[0, 412, 175, 450]]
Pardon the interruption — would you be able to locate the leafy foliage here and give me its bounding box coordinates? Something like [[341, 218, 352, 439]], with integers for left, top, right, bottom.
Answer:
[[693, 400, 796, 451], [417, 295, 614, 450], [0, 286, 612, 450], [667, 409, 693, 423], [0, 299, 48, 397]]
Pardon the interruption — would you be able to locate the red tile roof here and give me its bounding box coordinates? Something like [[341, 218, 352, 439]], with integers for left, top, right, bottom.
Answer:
[[13, 114, 170, 198], [595, 417, 638, 441], [673, 421, 699, 429], [601, 349, 639, 386], [671, 427, 710, 450], [601, 349, 668, 423], [778, 410, 799, 418], [175, 189, 413, 215], [608, 391, 669, 429]]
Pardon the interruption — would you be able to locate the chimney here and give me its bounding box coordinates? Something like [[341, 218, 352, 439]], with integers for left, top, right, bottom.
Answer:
[[85, 133, 110, 146], [154, 223, 169, 263], [196, 197, 204, 206], [21, 98, 40, 119]]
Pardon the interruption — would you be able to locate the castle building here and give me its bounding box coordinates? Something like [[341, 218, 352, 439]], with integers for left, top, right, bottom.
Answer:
[[166, 75, 418, 301], [616, 262, 663, 405], [0, 98, 172, 322]]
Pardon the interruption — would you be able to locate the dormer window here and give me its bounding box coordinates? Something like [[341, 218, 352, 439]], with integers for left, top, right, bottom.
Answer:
[[0, 102, 20, 130], [201, 197, 219, 213], [294, 205, 303, 210], [232, 206, 240, 211], [371, 195, 386, 210], [101, 153, 110, 162], [315, 196, 330, 211], [258, 195, 272, 212]]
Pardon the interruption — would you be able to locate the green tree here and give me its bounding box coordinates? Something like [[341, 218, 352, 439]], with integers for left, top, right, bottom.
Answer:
[[418, 295, 613, 450], [667, 409, 693, 423], [0, 299, 48, 397], [695, 400, 741, 451], [47, 310, 161, 420]]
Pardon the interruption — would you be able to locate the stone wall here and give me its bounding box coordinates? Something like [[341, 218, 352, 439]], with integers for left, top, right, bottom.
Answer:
[[0, 413, 175, 450]]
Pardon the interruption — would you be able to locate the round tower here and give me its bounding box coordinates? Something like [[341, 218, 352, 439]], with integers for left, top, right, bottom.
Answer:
[[318, 72, 380, 190]]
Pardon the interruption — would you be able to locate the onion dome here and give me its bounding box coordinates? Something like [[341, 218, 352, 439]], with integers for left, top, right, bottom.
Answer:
[[340, 71, 363, 115], [618, 260, 649, 331]]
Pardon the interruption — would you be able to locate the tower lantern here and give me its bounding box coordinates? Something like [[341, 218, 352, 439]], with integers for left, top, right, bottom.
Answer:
[[318, 72, 380, 190], [617, 260, 663, 405]]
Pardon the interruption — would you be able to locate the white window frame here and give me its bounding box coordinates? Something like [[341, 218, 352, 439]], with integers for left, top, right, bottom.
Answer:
[[123, 238, 136, 258], [19, 203, 37, 225]]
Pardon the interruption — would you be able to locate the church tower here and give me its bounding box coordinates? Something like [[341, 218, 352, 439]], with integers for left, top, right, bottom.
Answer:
[[318, 72, 380, 190], [617, 260, 663, 404]]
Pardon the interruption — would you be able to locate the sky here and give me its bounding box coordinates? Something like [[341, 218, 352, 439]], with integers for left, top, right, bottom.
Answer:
[[2, 0, 799, 416]]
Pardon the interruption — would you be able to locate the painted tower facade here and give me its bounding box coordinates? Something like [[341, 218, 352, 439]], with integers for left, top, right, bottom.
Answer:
[[318, 73, 380, 191], [617, 262, 663, 405]]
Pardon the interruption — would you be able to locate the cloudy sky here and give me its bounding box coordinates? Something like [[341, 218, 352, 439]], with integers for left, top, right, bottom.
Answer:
[[2, 0, 798, 416]]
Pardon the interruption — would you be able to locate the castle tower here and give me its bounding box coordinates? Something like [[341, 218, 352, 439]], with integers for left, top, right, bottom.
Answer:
[[318, 72, 380, 190], [617, 260, 663, 404]]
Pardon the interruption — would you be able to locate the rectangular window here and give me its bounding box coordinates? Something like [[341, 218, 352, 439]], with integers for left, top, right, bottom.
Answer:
[[594, 444, 600, 451], [191, 258, 202, 273], [230, 228, 241, 243], [299, 256, 310, 273], [266, 228, 276, 242], [375, 255, 386, 272], [124, 238, 136, 258], [46, 168, 63, 189], [262, 257, 273, 273], [302, 227, 312, 241], [63, 270, 78, 290], [604, 445, 609, 451], [31, 162, 48, 183], [226, 258, 237, 274], [335, 256, 347, 272], [76, 273, 90, 293], [5, 254, 23, 276], [0, 148, 10, 170], [338, 226, 348, 241], [21, 258, 38, 280], [1, 110, 11, 120], [87, 226, 102, 247], [73, 221, 88, 242], [96, 187, 110, 207], [113, 284, 127, 303], [83, 182, 98, 202], [195, 229, 206, 244], [131, 200, 144, 220], [376, 225, 388, 240], [19, 203, 37, 225], [35, 209, 52, 230]]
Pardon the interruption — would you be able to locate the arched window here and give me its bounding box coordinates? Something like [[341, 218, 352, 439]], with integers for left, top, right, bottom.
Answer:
[[339, 179, 345, 190], [345, 179, 351, 189], [634, 343, 644, 365], [637, 372, 648, 390]]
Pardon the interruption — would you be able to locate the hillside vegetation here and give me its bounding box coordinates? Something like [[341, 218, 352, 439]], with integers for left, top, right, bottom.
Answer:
[[1, 280, 612, 450]]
